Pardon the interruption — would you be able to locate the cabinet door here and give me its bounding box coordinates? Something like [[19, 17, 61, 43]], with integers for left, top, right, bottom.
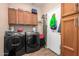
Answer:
[[8, 8, 17, 24], [77, 14, 79, 55], [61, 3, 77, 17], [18, 9, 24, 24], [23, 11, 32, 25], [32, 14, 38, 25], [61, 15, 78, 56]]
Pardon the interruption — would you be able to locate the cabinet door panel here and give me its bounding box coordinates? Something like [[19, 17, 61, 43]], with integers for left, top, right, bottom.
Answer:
[[32, 14, 38, 25], [18, 10, 24, 24], [8, 8, 17, 24], [24, 11, 32, 25], [61, 15, 78, 56], [61, 3, 77, 17]]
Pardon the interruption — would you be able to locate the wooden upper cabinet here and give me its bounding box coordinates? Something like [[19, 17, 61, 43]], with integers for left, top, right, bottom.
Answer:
[[32, 14, 38, 25], [61, 15, 78, 56], [23, 11, 32, 25], [24, 12, 38, 25], [8, 8, 38, 25], [18, 9, 24, 24], [61, 3, 77, 17], [8, 8, 17, 24]]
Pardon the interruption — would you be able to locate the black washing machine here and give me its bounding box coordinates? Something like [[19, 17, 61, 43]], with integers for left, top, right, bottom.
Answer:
[[25, 32, 40, 53], [4, 31, 26, 56]]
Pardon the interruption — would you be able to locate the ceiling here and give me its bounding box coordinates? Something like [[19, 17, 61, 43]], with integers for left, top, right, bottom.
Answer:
[[32, 3, 46, 7], [31, 3, 59, 8]]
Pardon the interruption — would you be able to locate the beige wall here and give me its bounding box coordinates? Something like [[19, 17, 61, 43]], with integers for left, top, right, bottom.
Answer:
[[8, 3, 32, 12], [0, 4, 8, 56], [41, 3, 60, 14]]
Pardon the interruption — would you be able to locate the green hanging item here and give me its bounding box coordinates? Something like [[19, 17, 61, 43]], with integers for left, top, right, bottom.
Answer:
[[50, 14, 57, 30]]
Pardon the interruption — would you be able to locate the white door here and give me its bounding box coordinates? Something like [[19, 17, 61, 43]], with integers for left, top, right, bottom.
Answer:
[[47, 4, 61, 55]]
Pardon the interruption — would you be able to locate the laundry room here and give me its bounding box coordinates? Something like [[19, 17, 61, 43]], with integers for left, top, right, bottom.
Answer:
[[0, 3, 61, 56], [1, 1, 79, 59]]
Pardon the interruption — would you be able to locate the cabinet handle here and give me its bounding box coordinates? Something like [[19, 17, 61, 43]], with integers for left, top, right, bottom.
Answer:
[[74, 17, 78, 27]]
